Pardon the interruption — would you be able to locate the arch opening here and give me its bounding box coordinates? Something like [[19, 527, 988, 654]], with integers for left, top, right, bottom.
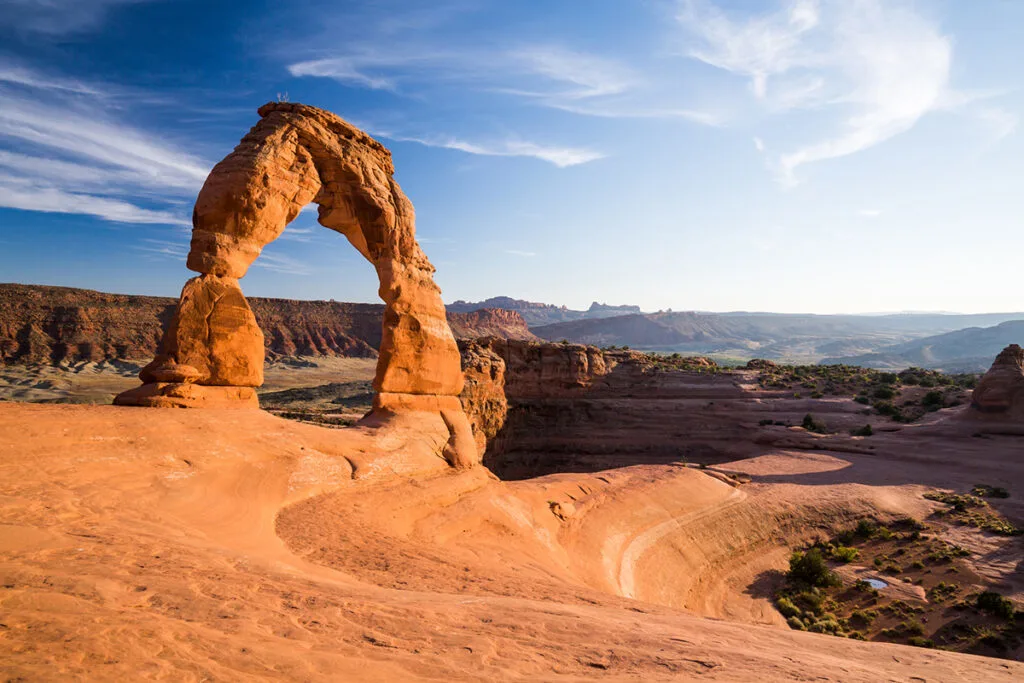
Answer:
[[114, 102, 477, 468]]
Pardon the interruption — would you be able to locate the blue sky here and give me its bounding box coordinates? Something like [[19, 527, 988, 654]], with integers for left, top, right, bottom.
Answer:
[[1, 0, 1022, 313]]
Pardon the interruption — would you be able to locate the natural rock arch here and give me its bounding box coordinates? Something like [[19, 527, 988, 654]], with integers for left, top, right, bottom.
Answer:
[[115, 102, 477, 468]]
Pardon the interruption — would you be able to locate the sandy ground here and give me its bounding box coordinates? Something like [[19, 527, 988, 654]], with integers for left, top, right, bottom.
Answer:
[[0, 358, 378, 405], [0, 396, 1022, 681]]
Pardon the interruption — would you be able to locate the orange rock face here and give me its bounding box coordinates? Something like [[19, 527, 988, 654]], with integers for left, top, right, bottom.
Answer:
[[139, 275, 264, 387], [971, 344, 1024, 419], [116, 102, 475, 467]]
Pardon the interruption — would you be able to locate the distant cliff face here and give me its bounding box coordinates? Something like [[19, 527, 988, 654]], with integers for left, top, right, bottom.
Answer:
[[0, 284, 534, 365], [447, 296, 643, 326], [446, 308, 539, 342]]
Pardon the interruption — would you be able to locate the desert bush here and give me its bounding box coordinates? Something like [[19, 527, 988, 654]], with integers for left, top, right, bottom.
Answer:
[[977, 592, 1015, 620], [855, 519, 877, 538], [788, 549, 839, 588], [908, 636, 935, 648], [971, 484, 1010, 499], [849, 610, 875, 627], [801, 413, 827, 434], [776, 597, 801, 618], [850, 424, 873, 437], [873, 386, 896, 400], [831, 546, 859, 563]]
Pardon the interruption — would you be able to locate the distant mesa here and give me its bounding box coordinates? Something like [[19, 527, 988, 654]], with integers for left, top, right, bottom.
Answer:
[[447, 296, 642, 326], [970, 344, 1024, 420], [112, 102, 478, 468]]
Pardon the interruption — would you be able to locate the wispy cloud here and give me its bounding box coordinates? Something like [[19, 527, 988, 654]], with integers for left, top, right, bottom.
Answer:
[[0, 176, 191, 226], [859, 209, 881, 218], [0, 62, 207, 226], [287, 56, 398, 91], [290, 43, 721, 125], [276, 226, 317, 243], [679, 0, 976, 184], [0, 0, 162, 35], [503, 249, 537, 257], [133, 237, 190, 259], [508, 46, 636, 101], [250, 252, 313, 276], [370, 129, 604, 167]]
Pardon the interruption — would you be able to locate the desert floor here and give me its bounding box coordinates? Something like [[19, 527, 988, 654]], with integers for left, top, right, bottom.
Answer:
[[0, 368, 1022, 681]]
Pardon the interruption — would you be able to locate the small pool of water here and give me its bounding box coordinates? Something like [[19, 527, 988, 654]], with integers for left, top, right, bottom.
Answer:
[[865, 578, 888, 590]]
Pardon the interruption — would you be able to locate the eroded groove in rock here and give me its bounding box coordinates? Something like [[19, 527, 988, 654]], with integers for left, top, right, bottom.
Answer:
[[115, 102, 476, 467]]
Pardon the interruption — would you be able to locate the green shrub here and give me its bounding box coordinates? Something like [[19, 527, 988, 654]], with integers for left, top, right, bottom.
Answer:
[[977, 592, 1015, 619], [786, 615, 806, 630], [922, 390, 944, 408], [801, 413, 827, 433], [788, 549, 839, 588], [971, 484, 1010, 499], [873, 386, 896, 400], [850, 424, 873, 437], [831, 546, 859, 562], [776, 597, 800, 618], [849, 610, 875, 627], [793, 591, 824, 616], [902, 619, 925, 636], [855, 519, 877, 538], [908, 636, 935, 648], [854, 395, 870, 405]]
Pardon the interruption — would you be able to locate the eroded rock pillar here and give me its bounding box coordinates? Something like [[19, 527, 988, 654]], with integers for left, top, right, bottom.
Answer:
[[115, 275, 263, 408]]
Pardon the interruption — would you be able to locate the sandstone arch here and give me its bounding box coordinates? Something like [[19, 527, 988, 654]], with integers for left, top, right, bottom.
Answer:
[[115, 102, 477, 468]]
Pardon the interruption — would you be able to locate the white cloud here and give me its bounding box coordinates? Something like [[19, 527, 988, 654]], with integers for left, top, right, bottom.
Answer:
[[753, 136, 765, 152], [975, 107, 1018, 142], [0, 0, 162, 35], [682, 0, 821, 100], [0, 64, 101, 95], [859, 209, 881, 218], [510, 46, 637, 100], [286, 42, 719, 125], [0, 176, 190, 226], [680, 0, 960, 183], [287, 57, 396, 91], [373, 130, 604, 167], [250, 252, 313, 276], [503, 249, 537, 257], [133, 237, 190, 259], [0, 62, 208, 227]]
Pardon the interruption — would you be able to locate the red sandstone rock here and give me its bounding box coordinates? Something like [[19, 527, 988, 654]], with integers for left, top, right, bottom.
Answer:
[[116, 103, 476, 468], [971, 344, 1024, 419], [139, 275, 264, 387]]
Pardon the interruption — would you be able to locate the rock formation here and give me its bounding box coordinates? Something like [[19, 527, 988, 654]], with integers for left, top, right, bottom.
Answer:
[[0, 284, 535, 365], [970, 344, 1024, 420], [115, 102, 476, 467]]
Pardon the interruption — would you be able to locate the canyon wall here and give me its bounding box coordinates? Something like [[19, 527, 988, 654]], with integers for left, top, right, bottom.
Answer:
[[0, 284, 534, 365]]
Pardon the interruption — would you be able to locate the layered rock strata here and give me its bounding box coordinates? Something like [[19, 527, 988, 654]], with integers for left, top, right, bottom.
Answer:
[[116, 103, 476, 467]]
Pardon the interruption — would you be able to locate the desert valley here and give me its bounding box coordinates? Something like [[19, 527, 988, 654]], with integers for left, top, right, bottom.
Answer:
[[1, 99, 1023, 683]]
